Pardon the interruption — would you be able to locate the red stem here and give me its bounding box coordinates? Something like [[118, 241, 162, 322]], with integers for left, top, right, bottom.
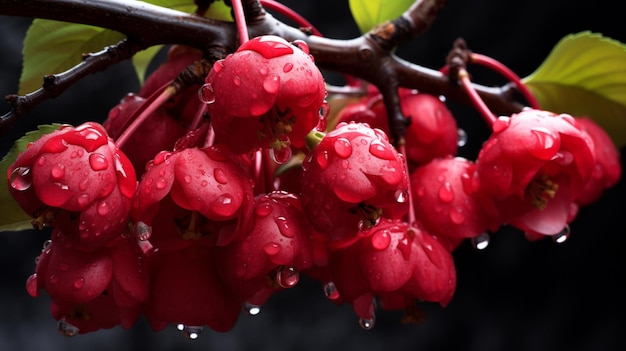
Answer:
[[398, 141, 416, 226], [470, 53, 540, 109], [231, 0, 249, 45], [458, 68, 497, 128]]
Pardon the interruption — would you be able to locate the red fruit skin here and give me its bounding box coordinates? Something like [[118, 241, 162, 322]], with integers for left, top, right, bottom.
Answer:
[[475, 109, 595, 236], [300, 122, 409, 244], [145, 244, 240, 332], [8, 122, 137, 250], [205, 35, 326, 154], [104, 94, 188, 176], [574, 117, 622, 205], [410, 156, 501, 241]]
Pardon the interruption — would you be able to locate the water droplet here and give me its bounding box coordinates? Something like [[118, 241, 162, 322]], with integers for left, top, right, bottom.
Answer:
[[529, 127, 558, 160], [369, 139, 395, 160], [471, 232, 490, 250], [51, 163, 65, 180], [89, 153, 109, 171], [212, 60, 224, 72], [263, 242, 281, 256], [263, 75, 280, 94], [218, 194, 233, 206], [275, 265, 299, 288], [233, 75, 241, 86], [395, 189, 408, 203], [49, 274, 59, 284], [77, 194, 91, 209], [323, 282, 340, 300], [359, 316, 375, 330], [155, 177, 167, 190], [214, 168, 228, 184], [58, 318, 79, 337], [275, 215, 295, 238], [184, 175, 192, 184], [73, 277, 85, 289], [333, 138, 352, 158], [551, 225, 570, 244], [10, 166, 32, 191], [449, 207, 465, 225], [134, 221, 152, 241], [255, 202, 274, 217], [179, 325, 203, 340], [316, 150, 329, 169], [244, 302, 261, 315], [200, 180, 208, 187], [457, 128, 468, 147], [270, 145, 292, 164], [438, 182, 454, 203], [97, 201, 109, 216], [283, 62, 294, 73], [26, 273, 38, 297], [371, 230, 391, 250], [198, 83, 216, 104], [42, 239, 52, 251]]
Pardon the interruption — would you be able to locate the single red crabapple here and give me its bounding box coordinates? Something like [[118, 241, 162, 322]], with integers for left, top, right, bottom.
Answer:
[[300, 121, 409, 246], [203, 35, 327, 156], [8, 122, 137, 250]]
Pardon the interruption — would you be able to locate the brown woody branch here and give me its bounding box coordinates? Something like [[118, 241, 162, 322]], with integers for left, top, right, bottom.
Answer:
[[0, 0, 525, 140]]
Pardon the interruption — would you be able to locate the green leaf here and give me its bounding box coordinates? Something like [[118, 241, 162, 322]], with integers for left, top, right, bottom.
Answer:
[[348, 0, 413, 34], [0, 124, 65, 232], [132, 45, 165, 86], [523, 31, 626, 148], [19, 20, 125, 95], [143, 0, 232, 21]]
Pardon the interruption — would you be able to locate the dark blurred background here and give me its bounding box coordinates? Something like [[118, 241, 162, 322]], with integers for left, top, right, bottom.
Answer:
[[1, 0, 625, 350]]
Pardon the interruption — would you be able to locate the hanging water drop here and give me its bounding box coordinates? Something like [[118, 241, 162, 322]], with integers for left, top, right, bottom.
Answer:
[[395, 189, 408, 203], [471, 232, 490, 250], [244, 302, 262, 316], [551, 225, 570, 244], [198, 83, 216, 104], [270, 144, 292, 165], [358, 316, 375, 330], [26, 273, 39, 297], [9, 166, 32, 191], [177, 324, 203, 340], [57, 318, 79, 337], [457, 128, 468, 147], [323, 282, 340, 300], [134, 221, 152, 241], [275, 265, 299, 288]]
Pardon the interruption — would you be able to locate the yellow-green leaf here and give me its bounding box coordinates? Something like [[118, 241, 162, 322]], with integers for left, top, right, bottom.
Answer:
[[0, 124, 65, 232], [19, 20, 125, 95], [348, 0, 414, 34], [132, 45, 165, 86], [523, 31, 626, 148]]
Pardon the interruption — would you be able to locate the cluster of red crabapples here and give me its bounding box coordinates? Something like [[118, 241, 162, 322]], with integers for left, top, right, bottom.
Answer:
[[6, 35, 621, 336]]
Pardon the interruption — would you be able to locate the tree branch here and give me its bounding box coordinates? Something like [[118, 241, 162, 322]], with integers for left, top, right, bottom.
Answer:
[[0, 0, 525, 140]]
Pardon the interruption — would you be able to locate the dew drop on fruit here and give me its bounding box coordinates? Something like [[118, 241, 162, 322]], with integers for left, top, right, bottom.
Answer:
[[73, 277, 85, 290], [58, 318, 79, 337], [395, 189, 408, 203], [492, 116, 510, 133], [323, 281, 340, 300], [529, 127, 558, 160], [359, 316, 375, 330], [9, 166, 32, 191], [263, 76, 280, 94], [51, 163, 66, 180], [155, 177, 167, 190], [97, 201, 109, 216], [134, 221, 152, 241], [270, 145, 292, 165], [198, 83, 216, 104], [26, 273, 38, 297], [77, 194, 91, 209], [315, 150, 329, 169], [263, 242, 282, 256], [212, 60, 224, 73], [437, 182, 454, 203], [233, 75, 241, 86], [471, 232, 490, 250], [283, 62, 294, 73], [449, 207, 465, 225], [255, 202, 273, 217], [214, 168, 228, 184], [457, 128, 468, 147], [369, 139, 395, 160], [89, 153, 109, 171], [275, 265, 299, 288], [244, 302, 261, 316], [49, 274, 59, 284], [551, 225, 570, 244], [371, 230, 391, 250], [275, 215, 295, 238], [333, 138, 352, 158]]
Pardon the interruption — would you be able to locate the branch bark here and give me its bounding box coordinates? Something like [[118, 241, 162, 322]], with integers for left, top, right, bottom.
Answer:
[[0, 0, 525, 139]]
